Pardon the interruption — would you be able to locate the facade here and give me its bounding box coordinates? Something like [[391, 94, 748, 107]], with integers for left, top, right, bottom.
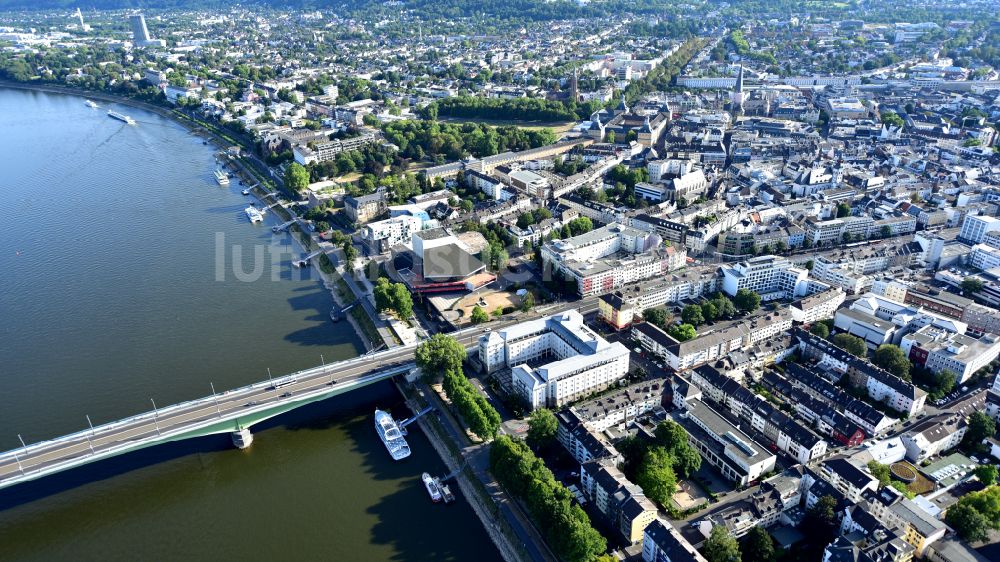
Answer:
[[344, 191, 387, 224], [721, 255, 812, 301], [479, 310, 630, 409], [958, 214, 1000, 244], [901, 325, 1000, 383], [542, 223, 684, 297], [580, 457, 658, 544], [642, 519, 708, 562]]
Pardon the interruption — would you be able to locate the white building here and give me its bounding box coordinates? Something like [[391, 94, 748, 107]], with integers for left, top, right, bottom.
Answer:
[[361, 215, 423, 253], [479, 310, 630, 409], [958, 214, 1000, 244], [900, 326, 1000, 383], [721, 255, 812, 301]]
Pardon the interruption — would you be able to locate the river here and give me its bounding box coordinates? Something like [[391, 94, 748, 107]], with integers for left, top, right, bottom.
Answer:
[[0, 87, 501, 562]]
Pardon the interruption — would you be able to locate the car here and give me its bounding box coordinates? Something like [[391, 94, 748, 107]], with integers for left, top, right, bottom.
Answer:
[[280, 391, 293, 398], [327, 379, 339, 386], [245, 401, 258, 407], [961, 386, 968, 392]]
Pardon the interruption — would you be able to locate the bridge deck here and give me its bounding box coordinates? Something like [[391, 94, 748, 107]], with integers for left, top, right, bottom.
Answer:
[[0, 301, 595, 490]]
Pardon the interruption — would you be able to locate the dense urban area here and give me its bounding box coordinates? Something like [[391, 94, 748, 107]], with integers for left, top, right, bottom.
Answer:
[[3, 0, 1000, 561]]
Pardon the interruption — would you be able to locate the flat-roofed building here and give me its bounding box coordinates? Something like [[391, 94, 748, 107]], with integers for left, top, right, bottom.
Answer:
[[674, 399, 776, 486], [480, 310, 630, 409]]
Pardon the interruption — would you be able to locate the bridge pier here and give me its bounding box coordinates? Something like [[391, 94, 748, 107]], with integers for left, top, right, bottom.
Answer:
[[232, 428, 253, 449]]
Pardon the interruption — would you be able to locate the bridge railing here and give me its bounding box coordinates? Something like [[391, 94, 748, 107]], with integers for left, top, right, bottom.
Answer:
[[0, 342, 430, 463], [0, 363, 418, 485], [0, 322, 496, 466]]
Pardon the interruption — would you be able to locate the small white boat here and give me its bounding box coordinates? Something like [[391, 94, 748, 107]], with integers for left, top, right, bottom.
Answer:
[[245, 206, 264, 223], [85, 99, 99, 108], [214, 169, 230, 186], [241, 188, 250, 196], [423, 472, 442, 502]]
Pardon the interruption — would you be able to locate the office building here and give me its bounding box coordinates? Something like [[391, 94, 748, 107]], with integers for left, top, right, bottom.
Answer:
[[479, 310, 630, 409]]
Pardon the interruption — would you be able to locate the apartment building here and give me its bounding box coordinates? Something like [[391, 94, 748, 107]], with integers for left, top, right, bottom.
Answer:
[[958, 213, 1000, 244], [542, 223, 684, 297], [790, 287, 846, 323], [344, 190, 387, 224], [642, 519, 708, 562], [898, 413, 967, 462], [632, 309, 792, 372], [690, 366, 829, 464], [580, 457, 658, 545], [360, 214, 422, 253], [479, 310, 630, 409], [901, 325, 1000, 383], [720, 255, 812, 302]]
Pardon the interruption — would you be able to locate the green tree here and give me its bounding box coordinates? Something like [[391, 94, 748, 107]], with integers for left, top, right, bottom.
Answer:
[[832, 333, 867, 357], [655, 420, 701, 477], [947, 502, 992, 543], [527, 408, 558, 450], [634, 446, 677, 507], [668, 323, 697, 342], [701, 302, 719, 322], [867, 461, 892, 488], [703, 524, 741, 562], [643, 308, 668, 328], [965, 412, 997, 445], [881, 111, 905, 128], [415, 334, 467, 381], [520, 292, 535, 312], [284, 162, 310, 192], [713, 295, 737, 319], [873, 344, 911, 380], [962, 277, 984, 293], [682, 304, 705, 327], [342, 241, 358, 266], [836, 202, 851, 218], [742, 527, 775, 562], [810, 322, 830, 339], [974, 465, 998, 486], [734, 289, 761, 314], [460, 199, 474, 212], [470, 305, 489, 324], [391, 282, 413, 319], [373, 277, 394, 313]]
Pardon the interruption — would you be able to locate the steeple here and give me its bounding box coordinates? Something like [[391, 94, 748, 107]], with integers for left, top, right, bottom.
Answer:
[[736, 64, 744, 94]]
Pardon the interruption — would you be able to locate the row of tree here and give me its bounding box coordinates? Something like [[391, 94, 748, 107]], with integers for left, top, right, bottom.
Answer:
[[381, 120, 556, 162], [426, 96, 579, 122], [490, 435, 607, 562], [414, 334, 501, 440], [442, 368, 501, 440]]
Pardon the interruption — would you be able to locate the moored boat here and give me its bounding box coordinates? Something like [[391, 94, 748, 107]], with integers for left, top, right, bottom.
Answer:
[[375, 409, 411, 461], [245, 206, 264, 223], [423, 472, 442, 502]]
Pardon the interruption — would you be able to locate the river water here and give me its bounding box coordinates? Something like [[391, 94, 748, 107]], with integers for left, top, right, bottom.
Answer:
[[0, 88, 501, 561]]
